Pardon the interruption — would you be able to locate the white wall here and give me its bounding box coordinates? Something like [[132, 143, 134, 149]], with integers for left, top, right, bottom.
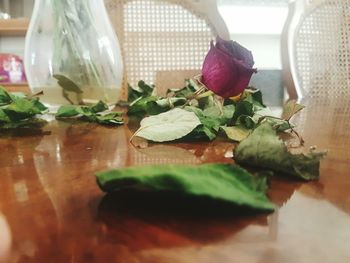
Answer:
[[0, 36, 25, 57], [217, 3, 289, 70], [230, 34, 282, 69]]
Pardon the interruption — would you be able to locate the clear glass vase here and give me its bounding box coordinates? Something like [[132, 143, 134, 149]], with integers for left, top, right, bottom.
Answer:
[[24, 0, 123, 107]]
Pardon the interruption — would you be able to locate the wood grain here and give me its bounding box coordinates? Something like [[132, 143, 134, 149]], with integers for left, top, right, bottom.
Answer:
[[0, 97, 349, 262]]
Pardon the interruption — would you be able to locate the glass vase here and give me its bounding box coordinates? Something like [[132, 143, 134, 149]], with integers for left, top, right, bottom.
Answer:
[[24, 0, 123, 107]]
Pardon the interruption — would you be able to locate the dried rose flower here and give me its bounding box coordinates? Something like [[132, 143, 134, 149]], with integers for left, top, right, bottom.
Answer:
[[201, 37, 257, 98]]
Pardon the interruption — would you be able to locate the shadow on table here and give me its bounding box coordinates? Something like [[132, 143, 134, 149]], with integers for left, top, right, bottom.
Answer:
[[0, 128, 51, 137], [95, 172, 306, 250], [98, 189, 272, 217], [96, 190, 272, 251]]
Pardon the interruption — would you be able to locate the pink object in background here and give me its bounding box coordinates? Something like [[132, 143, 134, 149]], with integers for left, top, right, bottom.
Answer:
[[0, 54, 27, 83]]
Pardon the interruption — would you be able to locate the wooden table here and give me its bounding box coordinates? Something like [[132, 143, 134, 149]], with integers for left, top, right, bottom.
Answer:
[[1, 97, 350, 263]]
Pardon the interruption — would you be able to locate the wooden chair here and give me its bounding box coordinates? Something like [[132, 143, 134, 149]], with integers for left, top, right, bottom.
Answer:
[[281, 0, 350, 100], [104, 0, 230, 98]]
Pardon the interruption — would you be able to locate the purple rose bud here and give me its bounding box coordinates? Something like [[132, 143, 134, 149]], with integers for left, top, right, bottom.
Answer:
[[201, 37, 257, 98]]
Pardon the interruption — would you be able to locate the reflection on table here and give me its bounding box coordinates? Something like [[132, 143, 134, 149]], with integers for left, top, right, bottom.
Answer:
[[0, 97, 350, 262]]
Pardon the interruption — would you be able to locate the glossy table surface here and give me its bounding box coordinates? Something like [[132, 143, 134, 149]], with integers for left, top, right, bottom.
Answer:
[[1, 97, 350, 263]]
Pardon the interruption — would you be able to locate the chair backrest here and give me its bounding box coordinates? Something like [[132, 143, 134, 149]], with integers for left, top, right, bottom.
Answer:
[[104, 0, 230, 98], [281, 0, 350, 100]]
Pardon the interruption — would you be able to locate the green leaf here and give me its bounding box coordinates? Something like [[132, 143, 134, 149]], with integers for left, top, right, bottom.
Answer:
[[236, 115, 256, 129], [0, 89, 47, 128], [265, 117, 292, 132], [96, 163, 275, 212], [56, 105, 80, 118], [3, 98, 44, 121], [203, 104, 236, 125], [127, 96, 158, 117], [234, 122, 327, 180], [134, 108, 201, 142], [252, 108, 292, 132], [184, 106, 221, 140], [76, 106, 95, 117], [183, 104, 236, 141], [93, 112, 123, 125], [185, 125, 217, 141], [128, 80, 155, 103], [0, 109, 10, 122], [55, 101, 123, 126], [282, 100, 305, 120], [146, 97, 187, 115], [231, 101, 254, 125], [53, 74, 83, 93], [243, 88, 265, 108], [0, 87, 12, 106], [221, 125, 251, 142], [169, 84, 196, 98], [90, 100, 108, 113]]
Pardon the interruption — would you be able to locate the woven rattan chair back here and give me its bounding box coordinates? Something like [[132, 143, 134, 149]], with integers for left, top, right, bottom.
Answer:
[[282, 0, 350, 99], [105, 0, 229, 98]]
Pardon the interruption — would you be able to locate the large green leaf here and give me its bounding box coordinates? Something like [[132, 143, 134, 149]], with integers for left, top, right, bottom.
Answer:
[[134, 108, 201, 142], [96, 163, 275, 212], [235, 122, 326, 180]]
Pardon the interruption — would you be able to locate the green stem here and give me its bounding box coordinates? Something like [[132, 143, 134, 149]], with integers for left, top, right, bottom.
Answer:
[[196, 90, 213, 99]]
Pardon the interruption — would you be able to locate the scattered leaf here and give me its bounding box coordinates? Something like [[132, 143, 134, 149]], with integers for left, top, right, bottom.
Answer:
[[128, 80, 155, 103], [96, 163, 275, 212], [231, 101, 254, 125], [127, 96, 158, 117], [134, 108, 201, 142], [55, 101, 123, 126], [235, 122, 327, 180], [92, 112, 123, 125], [221, 125, 250, 142], [91, 100, 109, 113], [56, 105, 80, 118], [0, 87, 48, 129]]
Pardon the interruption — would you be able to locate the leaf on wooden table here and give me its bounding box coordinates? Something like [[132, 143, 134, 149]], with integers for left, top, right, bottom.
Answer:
[[96, 163, 275, 212], [55, 101, 123, 126], [56, 105, 80, 118], [234, 122, 327, 180], [128, 80, 155, 103], [221, 125, 251, 142], [134, 108, 201, 142], [93, 112, 123, 125]]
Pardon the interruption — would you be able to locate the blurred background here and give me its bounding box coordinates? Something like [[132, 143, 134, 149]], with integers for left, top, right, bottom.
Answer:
[[0, 0, 289, 105]]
